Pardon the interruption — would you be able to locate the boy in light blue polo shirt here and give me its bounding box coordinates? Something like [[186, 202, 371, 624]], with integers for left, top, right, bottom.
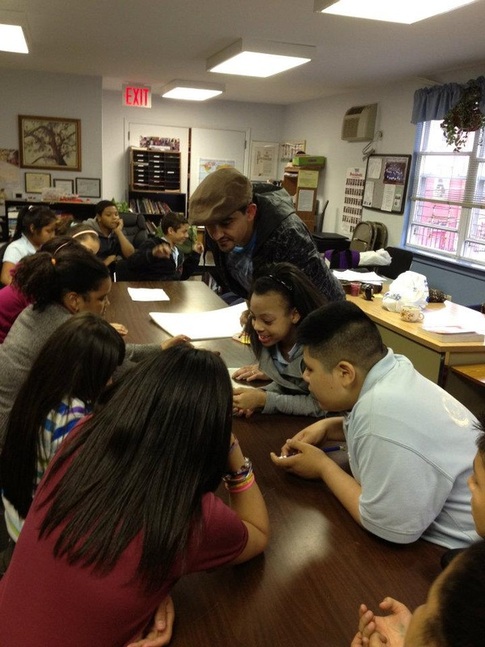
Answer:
[[271, 301, 479, 549]]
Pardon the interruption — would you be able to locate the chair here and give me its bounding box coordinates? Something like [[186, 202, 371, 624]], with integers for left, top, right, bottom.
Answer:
[[379, 246, 413, 280], [120, 212, 148, 248]]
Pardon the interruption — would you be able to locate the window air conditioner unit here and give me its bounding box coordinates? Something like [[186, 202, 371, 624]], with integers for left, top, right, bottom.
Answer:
[[341, 103, 377, 142]]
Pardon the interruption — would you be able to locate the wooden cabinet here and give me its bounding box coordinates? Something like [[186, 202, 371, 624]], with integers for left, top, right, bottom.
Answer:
[[128, 147, 186, 216], [282, 164, 323, 230]]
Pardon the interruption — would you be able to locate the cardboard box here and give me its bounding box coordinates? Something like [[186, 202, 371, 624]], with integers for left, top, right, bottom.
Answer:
[[292, 155, 326, 167]]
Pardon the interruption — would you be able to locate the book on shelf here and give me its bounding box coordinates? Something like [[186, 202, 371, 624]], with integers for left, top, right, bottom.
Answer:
[[420, 324, 485, 343]]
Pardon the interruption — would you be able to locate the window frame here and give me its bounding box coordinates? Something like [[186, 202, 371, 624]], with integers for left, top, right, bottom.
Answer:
[[404, 120, 485, 270]]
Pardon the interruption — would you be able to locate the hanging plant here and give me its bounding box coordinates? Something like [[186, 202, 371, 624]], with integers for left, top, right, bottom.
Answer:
[[440, 80, 485, 152]]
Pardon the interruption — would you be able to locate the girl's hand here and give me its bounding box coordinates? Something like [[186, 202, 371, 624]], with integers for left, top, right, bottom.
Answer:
[[126, 595, 175, 647], [192, 241, 204, 254], [161, 335, 192, 350], [110, 322, 128, 336], [233, 388, 266, 414], [232, 365, 269, 382]]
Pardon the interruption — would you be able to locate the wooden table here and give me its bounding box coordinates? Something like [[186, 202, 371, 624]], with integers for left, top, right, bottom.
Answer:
[[108, 281, 445, 647], [106, 280, 254, 367], [347, 293, 485, 385]]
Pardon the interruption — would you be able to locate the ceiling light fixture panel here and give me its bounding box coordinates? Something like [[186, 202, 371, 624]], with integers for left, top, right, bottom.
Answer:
[[313, 0, 479, 24], [0, 10, 30, 53], [161, 80, 225, 101], [207, 38, 315, 78]]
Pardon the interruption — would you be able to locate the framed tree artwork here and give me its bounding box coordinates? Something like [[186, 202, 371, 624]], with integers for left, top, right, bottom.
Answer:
[[18, 115, 82, 171]]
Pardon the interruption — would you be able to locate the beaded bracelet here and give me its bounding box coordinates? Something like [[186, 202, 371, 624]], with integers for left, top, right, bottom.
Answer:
[[225, 472, 255, 493], [222, 457, 252, 483]]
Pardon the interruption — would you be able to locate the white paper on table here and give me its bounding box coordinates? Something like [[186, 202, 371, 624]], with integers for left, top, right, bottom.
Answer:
[[422, 301, 485, 333], [127, 287, 170, 302], [149, 301, 247, 340], [333, 270, 385, 284]]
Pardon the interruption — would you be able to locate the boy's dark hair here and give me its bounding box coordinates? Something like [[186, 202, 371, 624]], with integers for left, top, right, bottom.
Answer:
[[424, 539, 485, 647], [248, 262, 327, 360], [475, 412, 485, 457], [12, 205, 57, 241], [161, 211, 188, 235], [95, 200, 116, 216], [297, 301, 385, 371]]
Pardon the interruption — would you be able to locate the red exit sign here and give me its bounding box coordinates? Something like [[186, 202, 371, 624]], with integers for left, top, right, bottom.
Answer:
[[123, 85, 152, 108]]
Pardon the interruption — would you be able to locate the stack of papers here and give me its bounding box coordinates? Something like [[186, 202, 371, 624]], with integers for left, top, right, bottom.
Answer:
[[149, 301, 247, 340], [421, 301, 485, 342], [333, 270, 385, 284]]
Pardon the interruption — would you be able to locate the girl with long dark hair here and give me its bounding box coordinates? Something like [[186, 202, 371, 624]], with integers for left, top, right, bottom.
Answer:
[[0, 346, 269, 645], [0, 312, 125, 565]]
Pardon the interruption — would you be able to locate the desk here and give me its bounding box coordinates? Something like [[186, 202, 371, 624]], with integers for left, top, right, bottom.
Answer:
[[108, 281, 444, 647], [347, 294, 485, 385]]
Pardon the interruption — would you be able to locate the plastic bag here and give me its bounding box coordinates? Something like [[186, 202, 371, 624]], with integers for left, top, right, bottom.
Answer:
[[382, 271, 429, 312]]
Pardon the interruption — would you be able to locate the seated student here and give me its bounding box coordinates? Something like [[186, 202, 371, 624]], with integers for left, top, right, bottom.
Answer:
[[0, 205, 57, 286], [271, 301, 479, 549], [0, 346, 269, 646], [84, 200, 135, 271], [0, 312, 125, 572], [0, 245, 188, 447], [351, 413, 485, 647], [232, 262, 326, 417], [351, 540, 485, 647], [0, 232, 99, 344], [119, 211, 204, 281], [69, 223, 101, 254]]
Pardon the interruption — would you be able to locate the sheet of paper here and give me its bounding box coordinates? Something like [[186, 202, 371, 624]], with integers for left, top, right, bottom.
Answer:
[[127, 287, 169, 302], [149, 301, 247, 340], [333, 269, 385, 284], [422, 301, 485, 333]]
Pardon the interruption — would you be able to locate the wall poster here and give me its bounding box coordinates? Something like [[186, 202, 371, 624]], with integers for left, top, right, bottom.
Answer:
[[341, 167, 365, 237]]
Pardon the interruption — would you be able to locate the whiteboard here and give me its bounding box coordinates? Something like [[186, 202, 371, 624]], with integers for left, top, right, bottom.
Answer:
[[125, 121, 190, 192], [190, 127, 248, 195]]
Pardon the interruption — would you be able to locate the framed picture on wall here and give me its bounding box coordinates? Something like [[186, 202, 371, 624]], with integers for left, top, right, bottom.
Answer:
[[76, 177, 101, 198], [53, 178, 74, 194], [18, 115, 82, 171], [249, 141, 279, 181], [25, 172, 51, 193]]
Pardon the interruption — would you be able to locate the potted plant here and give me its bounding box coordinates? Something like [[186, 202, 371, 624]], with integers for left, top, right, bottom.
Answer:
[[440, 79, 485, 152]]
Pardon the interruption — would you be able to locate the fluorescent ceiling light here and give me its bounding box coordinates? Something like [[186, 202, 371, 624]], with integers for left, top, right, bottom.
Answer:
[[161, 80, 224, 101], [207, 39, 314, 78], [0, 11, 29, 53], [313, 0, 479, 24]]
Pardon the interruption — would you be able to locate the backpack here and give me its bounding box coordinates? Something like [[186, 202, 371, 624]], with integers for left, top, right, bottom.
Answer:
[[350, 221, 388, 252]]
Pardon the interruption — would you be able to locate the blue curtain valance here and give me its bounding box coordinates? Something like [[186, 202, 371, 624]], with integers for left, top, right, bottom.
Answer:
[[411, 76, 485, 124]]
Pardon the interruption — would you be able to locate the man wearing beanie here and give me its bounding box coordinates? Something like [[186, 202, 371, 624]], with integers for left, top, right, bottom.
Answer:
[[189, 167, 345, 302]]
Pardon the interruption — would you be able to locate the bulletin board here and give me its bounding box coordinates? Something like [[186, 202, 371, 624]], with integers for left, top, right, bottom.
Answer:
[[362, 154, 411, 214]]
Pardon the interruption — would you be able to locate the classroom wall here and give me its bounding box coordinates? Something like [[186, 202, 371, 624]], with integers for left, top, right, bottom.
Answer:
[[101, 90, 286, 202], [282, 69, 485, 304], [1, 66, 483, 303], [0, 69, 102, 192]]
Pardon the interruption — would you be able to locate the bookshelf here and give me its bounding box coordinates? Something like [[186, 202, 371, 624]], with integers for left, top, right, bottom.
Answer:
[[128, 147, 186, 218]]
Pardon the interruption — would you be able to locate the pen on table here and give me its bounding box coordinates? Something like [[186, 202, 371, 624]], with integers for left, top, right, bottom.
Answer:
[[323, 444, 346, 453]]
